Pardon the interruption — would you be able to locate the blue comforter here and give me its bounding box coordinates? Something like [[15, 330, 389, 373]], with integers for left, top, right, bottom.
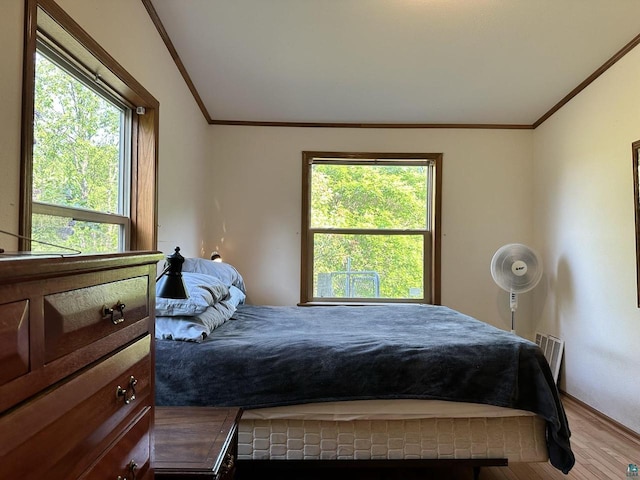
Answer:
[[155, 304, 574, 473]]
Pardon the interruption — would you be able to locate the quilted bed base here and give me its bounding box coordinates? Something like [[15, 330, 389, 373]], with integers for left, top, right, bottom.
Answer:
[[238, 415, 548, 463]]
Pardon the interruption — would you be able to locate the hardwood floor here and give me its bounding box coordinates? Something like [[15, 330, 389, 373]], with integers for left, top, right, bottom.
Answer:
[[236, 395, 640, 480], [479, 395, 640, 480]]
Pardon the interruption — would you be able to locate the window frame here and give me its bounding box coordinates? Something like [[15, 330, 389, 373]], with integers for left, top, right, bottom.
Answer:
[[632, 139, 640, 307], [21, 0, 159, 252], [301, 151, 442, 305]]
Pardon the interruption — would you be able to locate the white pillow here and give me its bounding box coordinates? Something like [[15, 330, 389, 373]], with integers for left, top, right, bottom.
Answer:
[[155, 272, 229, 317], [182, 258, 246, 293]]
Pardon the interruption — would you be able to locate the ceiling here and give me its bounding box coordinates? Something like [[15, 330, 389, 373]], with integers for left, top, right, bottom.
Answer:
[[146, 0, 640, 127]]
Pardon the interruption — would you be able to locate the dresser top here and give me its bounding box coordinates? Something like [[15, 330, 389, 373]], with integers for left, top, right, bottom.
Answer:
[[0, 251, 164, 284]]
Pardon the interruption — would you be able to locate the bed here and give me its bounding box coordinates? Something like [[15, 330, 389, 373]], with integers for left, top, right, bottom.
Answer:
[[154, 257, 575, 476]]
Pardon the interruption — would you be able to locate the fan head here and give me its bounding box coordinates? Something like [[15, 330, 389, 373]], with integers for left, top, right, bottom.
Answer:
[[491, 243, 543, 294]]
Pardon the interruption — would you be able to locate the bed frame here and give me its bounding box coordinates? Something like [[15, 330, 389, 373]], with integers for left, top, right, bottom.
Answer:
[[237, 458, 507, 480]]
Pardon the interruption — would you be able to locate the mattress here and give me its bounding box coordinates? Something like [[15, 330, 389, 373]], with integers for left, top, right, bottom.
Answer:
[[238, 400, 548, 462]]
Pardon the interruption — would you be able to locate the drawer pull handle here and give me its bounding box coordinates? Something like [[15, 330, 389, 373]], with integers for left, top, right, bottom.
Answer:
[[116, 376, 137, 404], [116, 460, 138, 480], [103, 301, 126, 325], [221, 452, 235, 472]]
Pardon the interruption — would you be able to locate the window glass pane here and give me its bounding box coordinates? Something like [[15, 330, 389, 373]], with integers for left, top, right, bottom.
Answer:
[[32, 213, 120, 253], [33, 52, 124, 214], [313, 233, 424, 299], [310, 164, 427, 229]]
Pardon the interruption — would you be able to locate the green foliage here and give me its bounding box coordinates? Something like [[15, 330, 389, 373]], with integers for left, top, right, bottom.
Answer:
[[311, 164, 428, 299], [31, 52, 124, 253], [311, 165, 427, 229], [32, 214, 119, 253]]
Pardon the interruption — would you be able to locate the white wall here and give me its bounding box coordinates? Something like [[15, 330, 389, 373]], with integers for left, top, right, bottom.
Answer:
[[0, 0, 25, 251], [533, 46, 640, 433], [208, 126, 538, 334], [0, 0, 211, 259]]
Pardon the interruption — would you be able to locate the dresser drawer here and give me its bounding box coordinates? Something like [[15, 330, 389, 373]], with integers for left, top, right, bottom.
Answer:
[[0, 335, 152, 480], [0, 299, 29, 387], [45, 275, 150, 363], [80, 407, 152, 480]]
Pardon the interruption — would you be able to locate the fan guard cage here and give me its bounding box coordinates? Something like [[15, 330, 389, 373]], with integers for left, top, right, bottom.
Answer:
[[491, 243, 543, 294]]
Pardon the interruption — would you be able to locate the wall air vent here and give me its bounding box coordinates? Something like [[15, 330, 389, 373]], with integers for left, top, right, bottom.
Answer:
[[534, 332, 564, 383]]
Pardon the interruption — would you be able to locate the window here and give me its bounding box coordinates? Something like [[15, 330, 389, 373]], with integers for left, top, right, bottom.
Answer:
[[31, 42, 131, 253], [21, 0, 159, 253], [301, 152, 441, 304]]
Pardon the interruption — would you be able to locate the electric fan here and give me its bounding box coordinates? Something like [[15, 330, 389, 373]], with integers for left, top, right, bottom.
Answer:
[[490, 243, 543, 334]]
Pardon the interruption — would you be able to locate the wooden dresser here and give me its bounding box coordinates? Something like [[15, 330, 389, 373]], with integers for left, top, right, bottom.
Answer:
[[0, 251, 164, 480]]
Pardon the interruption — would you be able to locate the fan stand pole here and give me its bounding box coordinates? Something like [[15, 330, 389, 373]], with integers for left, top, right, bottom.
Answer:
[[510, 292, 518, 335]]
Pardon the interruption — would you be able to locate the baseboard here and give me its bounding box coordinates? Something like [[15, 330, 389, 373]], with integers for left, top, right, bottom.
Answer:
[[560, 390, 640, 444]]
